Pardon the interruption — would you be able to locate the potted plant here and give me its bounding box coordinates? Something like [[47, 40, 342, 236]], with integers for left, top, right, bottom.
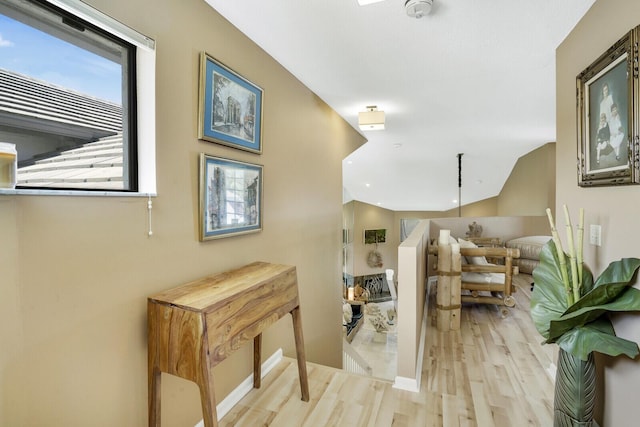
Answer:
[[531, 206, 640, 427]]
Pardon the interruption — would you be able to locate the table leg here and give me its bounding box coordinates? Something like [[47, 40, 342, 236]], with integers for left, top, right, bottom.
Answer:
[[148, 367, 161, 427], [198, 361, 218, 427], [148, 302, 161, 427], [253, 333, 262, 389], [291, 307, 309, 401]]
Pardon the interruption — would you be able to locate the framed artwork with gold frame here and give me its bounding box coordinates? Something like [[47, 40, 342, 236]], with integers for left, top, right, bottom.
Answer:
[[577, 26, 640, 186]]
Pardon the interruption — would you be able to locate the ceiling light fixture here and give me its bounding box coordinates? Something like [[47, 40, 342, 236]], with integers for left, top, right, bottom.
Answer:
[[357, 0, 385, 5], [358, 105, 385, 131], [405, 0, 433, 19]]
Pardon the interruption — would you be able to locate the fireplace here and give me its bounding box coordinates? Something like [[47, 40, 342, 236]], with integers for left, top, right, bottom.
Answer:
[[354, 273, 391, 303]]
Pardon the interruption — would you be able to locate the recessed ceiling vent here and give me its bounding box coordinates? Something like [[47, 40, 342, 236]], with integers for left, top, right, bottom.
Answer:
[[405, 0, 433, 18]]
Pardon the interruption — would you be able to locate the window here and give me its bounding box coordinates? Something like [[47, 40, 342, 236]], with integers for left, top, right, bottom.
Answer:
[[223, 168, 258, 226], [0, 0, 155, 194]]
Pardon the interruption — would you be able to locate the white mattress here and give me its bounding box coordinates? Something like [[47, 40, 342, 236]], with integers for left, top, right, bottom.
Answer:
[[461, 271, 505, 284]]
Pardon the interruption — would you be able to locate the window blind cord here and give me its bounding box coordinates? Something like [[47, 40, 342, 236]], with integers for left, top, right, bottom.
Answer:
[[147, 194, 153, 237]]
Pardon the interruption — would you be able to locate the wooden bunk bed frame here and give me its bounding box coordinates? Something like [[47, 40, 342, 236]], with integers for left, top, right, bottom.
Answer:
[[429, 244, 521, 317]]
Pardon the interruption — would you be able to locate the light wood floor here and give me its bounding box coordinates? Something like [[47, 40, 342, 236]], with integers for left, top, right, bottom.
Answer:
[[220, 275, 558, 427]]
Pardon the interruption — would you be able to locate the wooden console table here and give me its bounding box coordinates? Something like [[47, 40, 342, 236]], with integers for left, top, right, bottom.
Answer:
[[147, 262, 309, 427]]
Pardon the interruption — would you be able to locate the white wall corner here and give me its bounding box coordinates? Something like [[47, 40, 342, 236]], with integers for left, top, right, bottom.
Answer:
[[393, 293, 429, 393]]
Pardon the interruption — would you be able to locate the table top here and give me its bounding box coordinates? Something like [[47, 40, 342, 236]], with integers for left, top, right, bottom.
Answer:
[[148, 261, 296, 311]]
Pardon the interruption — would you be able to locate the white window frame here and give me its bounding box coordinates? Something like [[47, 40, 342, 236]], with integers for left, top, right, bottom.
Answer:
[[0, 0, 156, 196]]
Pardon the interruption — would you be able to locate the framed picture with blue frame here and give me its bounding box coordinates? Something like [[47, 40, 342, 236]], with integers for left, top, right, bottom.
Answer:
[[198, 52, 263, 153], [199, 154, 263, 241]]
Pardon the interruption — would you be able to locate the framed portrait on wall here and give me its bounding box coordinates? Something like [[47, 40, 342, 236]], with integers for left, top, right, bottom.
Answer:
[[577, 26, 640, 186], [198, 52, 263, 153], [199, 154, 263, 241]]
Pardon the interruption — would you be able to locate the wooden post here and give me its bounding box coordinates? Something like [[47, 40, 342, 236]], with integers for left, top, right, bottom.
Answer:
[[450, 243, 461, 330], [437, 230, 452, 331]]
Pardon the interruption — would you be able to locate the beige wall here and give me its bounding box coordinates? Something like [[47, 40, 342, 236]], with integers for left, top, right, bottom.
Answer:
[[0, 1, 365, 426], [393, 210, 443, 220], [442, 196, 499, 217], [498, 143, 556, 216], [395, 196, 498, 220], [557, 1, 640, 425], [352, 201, 397, 277]]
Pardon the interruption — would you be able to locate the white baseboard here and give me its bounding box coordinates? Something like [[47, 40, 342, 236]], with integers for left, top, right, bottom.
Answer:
[[393, 290, 429, 393], [194, 348, 283, 427], [393, 375, 420, 392]]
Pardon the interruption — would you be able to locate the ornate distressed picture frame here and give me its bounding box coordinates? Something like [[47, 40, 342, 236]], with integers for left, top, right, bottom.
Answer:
[[577, 26, 640, 186]]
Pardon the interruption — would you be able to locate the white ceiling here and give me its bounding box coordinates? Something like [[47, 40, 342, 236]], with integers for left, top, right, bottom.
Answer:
[[204, 0, 595, 211]]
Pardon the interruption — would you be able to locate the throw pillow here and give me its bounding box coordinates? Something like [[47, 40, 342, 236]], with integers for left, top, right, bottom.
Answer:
[[458, 237, 489, 265]]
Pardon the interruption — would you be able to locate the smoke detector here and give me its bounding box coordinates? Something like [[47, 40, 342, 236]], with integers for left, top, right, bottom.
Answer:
[[405, 0, 433, 18]]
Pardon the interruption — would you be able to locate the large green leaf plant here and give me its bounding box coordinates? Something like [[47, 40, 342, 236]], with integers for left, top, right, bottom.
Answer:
[[531, 206, 640, 361]]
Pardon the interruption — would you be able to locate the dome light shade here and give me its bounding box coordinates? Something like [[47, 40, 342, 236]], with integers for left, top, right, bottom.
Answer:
[[358, 106, 385, 131]]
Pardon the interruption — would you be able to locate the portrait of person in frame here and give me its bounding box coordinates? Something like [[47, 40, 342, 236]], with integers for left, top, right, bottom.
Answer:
[[586, 55, 629, 173]]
